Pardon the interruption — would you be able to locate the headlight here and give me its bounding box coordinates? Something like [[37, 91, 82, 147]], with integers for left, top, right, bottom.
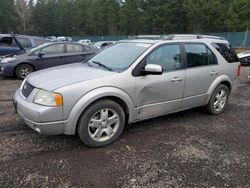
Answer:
[[34, 89, 63, 107], [1, 57, 16, 63]]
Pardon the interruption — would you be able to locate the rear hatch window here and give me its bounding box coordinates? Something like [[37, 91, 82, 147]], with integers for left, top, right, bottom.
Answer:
[[212, 43, 238, 63]]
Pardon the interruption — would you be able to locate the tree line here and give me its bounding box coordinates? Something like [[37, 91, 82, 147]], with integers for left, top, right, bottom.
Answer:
[[0, 0, 249, 36]]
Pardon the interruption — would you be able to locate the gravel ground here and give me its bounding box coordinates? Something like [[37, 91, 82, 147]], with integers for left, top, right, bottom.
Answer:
[[0, 67, 249, 187]]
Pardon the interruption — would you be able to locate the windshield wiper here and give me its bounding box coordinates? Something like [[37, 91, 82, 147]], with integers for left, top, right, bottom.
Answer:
[[90, 61, 114, 71]]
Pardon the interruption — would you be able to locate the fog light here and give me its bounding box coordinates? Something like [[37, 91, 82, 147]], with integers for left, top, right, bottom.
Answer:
[[33, 125, 41, 134]]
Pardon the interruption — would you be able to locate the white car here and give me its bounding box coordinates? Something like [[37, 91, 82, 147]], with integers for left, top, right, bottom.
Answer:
[[238, 51, 250, 66], [78, 39, 92, 46], [57, 36, 73, 42]]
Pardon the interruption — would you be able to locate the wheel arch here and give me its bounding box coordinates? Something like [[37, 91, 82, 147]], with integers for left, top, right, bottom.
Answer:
[[64, 87, 135, 135], [205, 75, 232, 104], [14, 62, 36, 77]]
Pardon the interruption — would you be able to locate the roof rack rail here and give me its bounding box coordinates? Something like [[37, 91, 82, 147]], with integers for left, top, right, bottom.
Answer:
[[129, 35, 167, 40], [163, 34, 226, 40]]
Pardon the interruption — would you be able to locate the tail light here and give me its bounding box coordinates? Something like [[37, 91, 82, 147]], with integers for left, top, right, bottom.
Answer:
[[237, 64, 241, 77]]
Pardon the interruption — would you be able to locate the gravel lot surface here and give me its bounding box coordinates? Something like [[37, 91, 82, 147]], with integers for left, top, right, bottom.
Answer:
[[0, 67, 250, 187]]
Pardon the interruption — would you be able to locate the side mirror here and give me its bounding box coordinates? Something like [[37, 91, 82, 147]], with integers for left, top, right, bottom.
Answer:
[[142, 64, 163, 75], [38, 52, 44, 57]]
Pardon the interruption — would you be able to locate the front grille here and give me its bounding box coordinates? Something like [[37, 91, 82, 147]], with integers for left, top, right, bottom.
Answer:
[[22, 81, 34, 98]]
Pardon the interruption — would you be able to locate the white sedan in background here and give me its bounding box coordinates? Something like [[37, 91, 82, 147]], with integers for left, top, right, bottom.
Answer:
[[238, 51, 250, 66], [77, 39, 92, 46]]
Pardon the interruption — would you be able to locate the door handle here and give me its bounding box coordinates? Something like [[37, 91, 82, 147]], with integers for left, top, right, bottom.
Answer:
[[210, 71, 219, 75], [171, 77, 182, 82]]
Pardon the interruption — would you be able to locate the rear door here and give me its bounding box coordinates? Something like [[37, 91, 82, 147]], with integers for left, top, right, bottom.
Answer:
[[65, 43, 94, 63], [182, 43, 219, 109]]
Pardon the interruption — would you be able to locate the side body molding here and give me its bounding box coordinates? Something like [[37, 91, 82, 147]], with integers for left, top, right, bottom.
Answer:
[[64, 87, 135, 135], [205, 74, 232, 104]]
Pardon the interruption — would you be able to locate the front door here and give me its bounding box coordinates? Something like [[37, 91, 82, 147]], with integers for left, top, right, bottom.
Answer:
[[135, 44, 186, 120], [34, 43, 65, 70]]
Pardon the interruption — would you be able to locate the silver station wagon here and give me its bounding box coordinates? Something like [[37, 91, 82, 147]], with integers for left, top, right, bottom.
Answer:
[[13, 35, 240, 147]]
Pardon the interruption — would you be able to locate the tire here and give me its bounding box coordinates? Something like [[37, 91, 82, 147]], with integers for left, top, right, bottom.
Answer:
[[15, 64, 34, 80], [206, 84, 229, 115], [77, 99, 125, 147]]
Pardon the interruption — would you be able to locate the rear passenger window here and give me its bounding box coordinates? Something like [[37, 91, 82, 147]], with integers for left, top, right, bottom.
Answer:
[[67, 44, 83, 53], [212, 43, 238, 63], [184, 44, 217, 67]]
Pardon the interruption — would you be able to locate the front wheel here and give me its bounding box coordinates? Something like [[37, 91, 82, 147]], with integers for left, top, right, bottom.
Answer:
[[15, 64, 34, 79], [77, 99, 125, 147], [206, 84, 229, 115]]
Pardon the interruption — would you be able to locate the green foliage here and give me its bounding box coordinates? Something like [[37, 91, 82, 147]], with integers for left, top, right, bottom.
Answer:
[[0, 0, 249, 35], [0, 0, 17, 33]]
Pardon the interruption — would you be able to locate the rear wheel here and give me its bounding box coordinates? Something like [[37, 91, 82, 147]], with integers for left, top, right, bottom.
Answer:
[[15, 64, 34, 79], [206, 84, 229, 115], [77, 99, 125, 147]]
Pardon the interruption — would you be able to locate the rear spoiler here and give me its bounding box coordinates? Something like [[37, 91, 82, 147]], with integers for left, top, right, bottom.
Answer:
[[10, 32, 25, 52]]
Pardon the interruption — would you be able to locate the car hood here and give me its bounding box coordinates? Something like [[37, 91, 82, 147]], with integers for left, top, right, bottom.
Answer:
[[26, 63, 117, 91]]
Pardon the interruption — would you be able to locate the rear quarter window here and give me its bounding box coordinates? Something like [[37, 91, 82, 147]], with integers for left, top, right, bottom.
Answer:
[[212, 43, 238, 63]]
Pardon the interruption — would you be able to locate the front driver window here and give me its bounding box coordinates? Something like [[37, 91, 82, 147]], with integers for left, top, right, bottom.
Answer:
[[146, 44, 182, 72], [40, 44, 64, 55]]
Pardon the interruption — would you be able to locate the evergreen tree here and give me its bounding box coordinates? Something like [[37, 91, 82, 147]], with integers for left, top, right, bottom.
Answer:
[[0, 0, 17, 33]]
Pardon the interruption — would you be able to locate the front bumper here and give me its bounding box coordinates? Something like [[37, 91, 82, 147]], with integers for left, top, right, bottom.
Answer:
[[0, 63, 14, 78], [13, 89, 66, 135], [0, 65, 4, 78]]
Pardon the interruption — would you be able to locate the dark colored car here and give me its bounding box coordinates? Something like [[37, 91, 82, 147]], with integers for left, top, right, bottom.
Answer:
[[238, 51, 250, 66], [0, 34, 51, 57], [0, 42, 98, 79], [93, 41, 115, 49]]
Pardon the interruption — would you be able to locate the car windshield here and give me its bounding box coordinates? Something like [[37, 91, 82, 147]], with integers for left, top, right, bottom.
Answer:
[[86, 42, 152, 71]]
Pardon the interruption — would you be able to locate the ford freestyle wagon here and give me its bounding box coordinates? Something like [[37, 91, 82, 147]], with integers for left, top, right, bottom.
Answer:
[[13, 35, 240, 147]]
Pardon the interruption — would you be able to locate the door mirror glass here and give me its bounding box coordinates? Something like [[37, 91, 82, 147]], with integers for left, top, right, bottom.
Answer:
[[143, 64, 163, 75]]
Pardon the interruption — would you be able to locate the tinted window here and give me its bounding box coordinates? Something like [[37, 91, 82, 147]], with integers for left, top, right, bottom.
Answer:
[[67, 44, 83, 53], [185, 44, 217, 67], [34, 39, 49, 46], [146, 44, 182, 72], [212, 43, 238, 63], [0, 37, 13, 46], [15, 38, 32, 48], [40, 44, 64, 54]]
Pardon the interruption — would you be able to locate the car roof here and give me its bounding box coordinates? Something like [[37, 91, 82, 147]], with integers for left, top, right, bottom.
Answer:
[[119, 39, 160, 44], [120, 34, 229, 45]]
